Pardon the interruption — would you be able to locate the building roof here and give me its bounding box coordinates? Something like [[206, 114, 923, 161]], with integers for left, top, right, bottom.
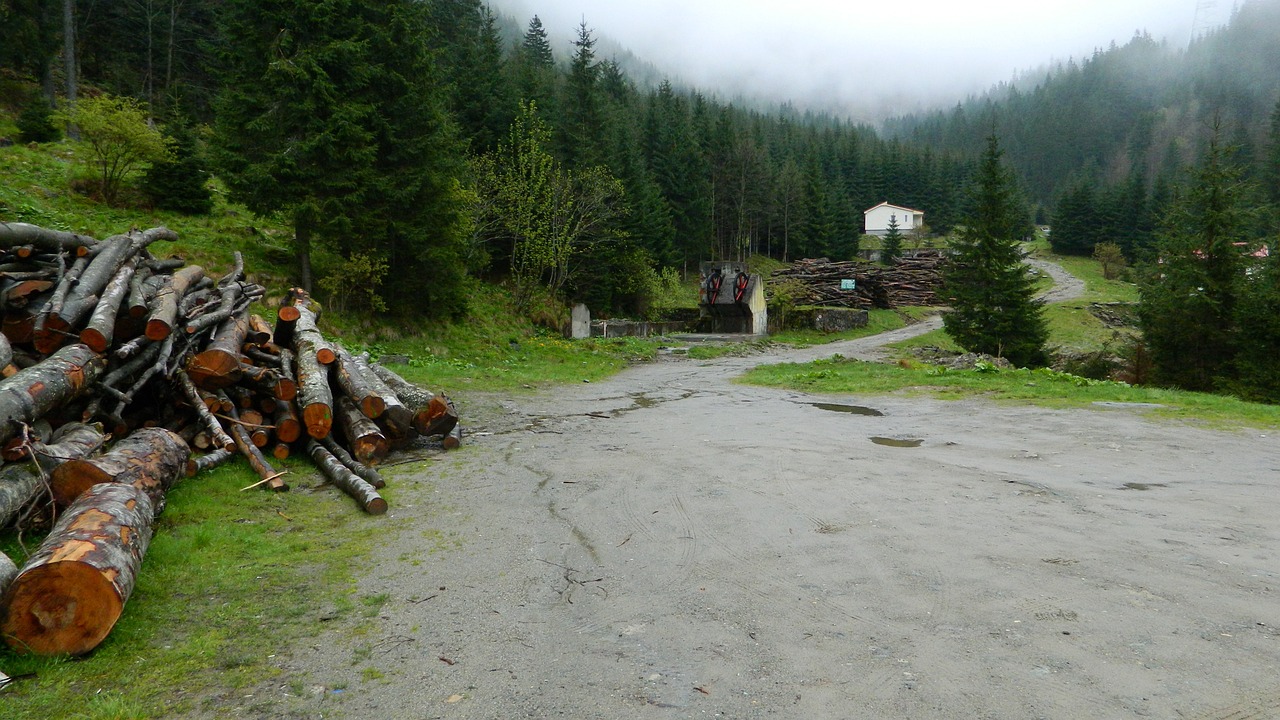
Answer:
[[864, 201, 925, 215]]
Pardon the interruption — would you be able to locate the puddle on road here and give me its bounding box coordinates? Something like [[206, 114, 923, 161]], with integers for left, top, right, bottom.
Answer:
[[1120, 482, 1167, 491], [870, 437, 923, 448], [810, 402, 884, 416]]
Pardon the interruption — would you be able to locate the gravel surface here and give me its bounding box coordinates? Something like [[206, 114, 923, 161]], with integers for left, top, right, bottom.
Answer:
[[224, 262, 1278, 720]]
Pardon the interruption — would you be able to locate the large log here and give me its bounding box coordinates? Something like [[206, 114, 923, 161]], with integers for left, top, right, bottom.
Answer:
[[306, 440, 386, 515], [186, 306, 249, 389], [295, 343, 333, 439], [0, 343, 105, 445], [0, 422, 107, 528], [0, 482, 154, 656], [36, 227, 178, 352], [369, 363, 458, 437], [332, 346, 384, 419], [0, 222, 97, 256], [48, 427, 190, 512], [144, 265, 205, 341], [79, 257, 138, 353], [335, 395, 389, 466], [339, 349, 412, 439], [318, 434, 386, 489], [293, 304, 335, 366]]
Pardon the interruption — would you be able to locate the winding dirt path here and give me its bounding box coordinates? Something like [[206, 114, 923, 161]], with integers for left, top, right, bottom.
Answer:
[[252, 261, 1279, 720]]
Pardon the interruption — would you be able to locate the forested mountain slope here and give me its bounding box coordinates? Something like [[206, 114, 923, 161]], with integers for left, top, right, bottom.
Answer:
[[883, 0, 1280, 211]]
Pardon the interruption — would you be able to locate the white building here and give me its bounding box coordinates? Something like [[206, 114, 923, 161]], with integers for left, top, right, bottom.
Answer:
[[863, 202, 924, 237]]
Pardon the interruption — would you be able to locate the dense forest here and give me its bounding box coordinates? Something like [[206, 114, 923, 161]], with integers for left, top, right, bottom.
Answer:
[[885, 0, 1280, 259], [0, 0, 988, 319]]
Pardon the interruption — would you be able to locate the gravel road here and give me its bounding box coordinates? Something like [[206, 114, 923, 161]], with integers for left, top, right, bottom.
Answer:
[[243, 261, 1278, 720]]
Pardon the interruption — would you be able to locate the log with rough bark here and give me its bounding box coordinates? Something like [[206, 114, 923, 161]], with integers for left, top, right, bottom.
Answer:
[[35, 227, 178, 352], [144, 265, 204, 341], [272, 304, 301, 349], [295, 342, 333, 439], [0, 222, 97, 257], [369, 363, 458, 437], [443, 422, 462, 451], [228, 410, 286, 492], [78, 257, 138, 353], [0, 550, 15, 595], [318, 434, 386, 489], [0, 343, 105, 445], [335, 395, 389, 466], [293, 304, 335, 365], [306, 440, 386, 515], [0, 422, 106, 528], [186, 447, 235, 478], [342, 350, 412, 439], [273, 400, 302, 444], [49, 427, 190, 512], [332, 346, 385, 420], [0, 482, 154, 656], [186, 306, 250, 389]]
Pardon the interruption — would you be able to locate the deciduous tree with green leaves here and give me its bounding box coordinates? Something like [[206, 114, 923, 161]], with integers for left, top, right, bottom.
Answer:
[[61, 94, 172, 205], [942, 134, 1047, 367]]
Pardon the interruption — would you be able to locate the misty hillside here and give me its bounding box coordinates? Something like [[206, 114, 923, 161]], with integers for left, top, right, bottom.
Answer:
[[883, 0, 1280, 208]]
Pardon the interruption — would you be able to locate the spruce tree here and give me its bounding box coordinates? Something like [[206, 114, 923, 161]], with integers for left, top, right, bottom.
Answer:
[[1137, 126, 1255, 392], [881, 216, 903, 264], [210, 0, 468, 316], [142, 121, 213, 215], [942, 135, 1047, 367]]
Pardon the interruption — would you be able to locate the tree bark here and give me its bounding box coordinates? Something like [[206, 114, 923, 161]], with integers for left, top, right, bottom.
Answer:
[[306, 440, 386, 515], [0, 223, 97, 256], [335, 395, 389, 466], [318, 434, 385, 489], [79, 258, 138, 353], [369, 364, 458, 437], [187, 447, 235, 478], [186, 306, 250, 389], [228, 412, 286, 492], [0, 482, 153, 656], [0, 343, 105, 446], [295, 344, 332, 439], [0, 422, 106, 528], [144, 264, 205, 340], [37, 228, 178, 353], [0, 551, 16, 596], [332, 346, 384, 420], [49, 427, 190, 512]]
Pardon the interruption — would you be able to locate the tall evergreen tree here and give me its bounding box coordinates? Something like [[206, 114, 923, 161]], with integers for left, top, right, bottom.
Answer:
[[1137, 126, 1255, 392], [559, 21, 605, 167], [881, 216, 903, 264], [942, 135, 1047, 366], [210, 0, 468, 316]]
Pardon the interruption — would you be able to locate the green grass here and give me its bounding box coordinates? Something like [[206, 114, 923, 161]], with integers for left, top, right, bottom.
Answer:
[[739, 356, 1280, 430], [0, 460, 408, 719]]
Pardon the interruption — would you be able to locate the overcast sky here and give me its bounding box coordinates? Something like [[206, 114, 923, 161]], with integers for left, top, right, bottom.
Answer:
[[487, 0, 1229, 122]]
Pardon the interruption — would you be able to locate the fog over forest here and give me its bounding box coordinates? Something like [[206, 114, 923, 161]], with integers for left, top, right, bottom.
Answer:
[[488, 0, 1226, 120]]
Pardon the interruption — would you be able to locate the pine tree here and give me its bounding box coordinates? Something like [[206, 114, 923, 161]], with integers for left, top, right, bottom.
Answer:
[[142, 121, 212, 214], [559, 21, 604, 167], [1137, 125, 1255, 392], [210, 0, 468, 316], [881, 215, 903, 264], [942, 135, 1047, 367]]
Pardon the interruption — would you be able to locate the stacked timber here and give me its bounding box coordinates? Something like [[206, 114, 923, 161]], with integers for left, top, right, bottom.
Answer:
[[0, 222, 462, 657], [771, 251, 946, 309]]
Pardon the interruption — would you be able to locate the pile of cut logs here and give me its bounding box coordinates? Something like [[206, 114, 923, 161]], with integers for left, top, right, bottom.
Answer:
[[771, 252, 946, 309], [0, 222, 459, 657]]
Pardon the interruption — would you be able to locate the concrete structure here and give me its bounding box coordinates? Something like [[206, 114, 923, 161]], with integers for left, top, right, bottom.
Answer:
[[698, 261, 767, 335], [570, 303, 591, 339], [864, 202, 924, 237]]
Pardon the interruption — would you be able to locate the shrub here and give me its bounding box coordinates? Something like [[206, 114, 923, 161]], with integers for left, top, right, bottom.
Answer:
[[16, 95, 60, 144]]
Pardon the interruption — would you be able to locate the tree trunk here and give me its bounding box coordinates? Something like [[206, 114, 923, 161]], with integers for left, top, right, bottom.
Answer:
[[186, 307, 249, 389], [49, 427, 189, 513], [306, 440, 386, 515], [0, 422, 106, 528], [0, 343, 105, 446], [0, 223, 97, 256], [79, 258, 138, 353], [144, 264, 205, 341], [0, 482, 154, 656], [62, 0, 78, 140], [318, 434, 385, 489], [294, 213, 313, 293], [368, 364, 458, 437], [335, 396, 388, 466], [36, 228, 178, 353], [294, 344, 333, 439], [332, 346, 384, 420]]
